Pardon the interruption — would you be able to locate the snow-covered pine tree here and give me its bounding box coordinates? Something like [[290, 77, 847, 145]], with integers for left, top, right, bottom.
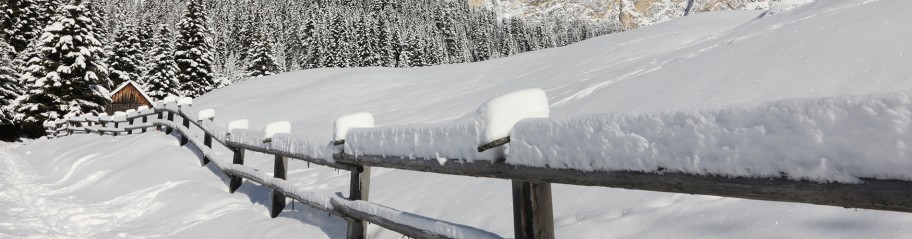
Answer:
[[144, 24, 179, 101], [175, 0, 215, 98], [245, 33, 280, 78], [136, 20, 155, 73], [0, 42, 21, 141], [355, 16, 378, 67], [0, 42, 21, 126], [375, 9, 398, 67], [297, 16, 318, 69], [108, 22, 144, 86], [16, 0, 111, 136], [3, 0, 42, 53]]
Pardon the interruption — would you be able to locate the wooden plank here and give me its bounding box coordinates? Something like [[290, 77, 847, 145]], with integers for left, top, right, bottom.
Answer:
[[512, 181, 554, 239], [225, 141, 359, 172], [337, 154, 912, 213], [346, 166, 371, 239], [330, 198, 503, 239], [229, 148, 245, 193], [271, 155, 288, 218], [478, 136, 511, 152]]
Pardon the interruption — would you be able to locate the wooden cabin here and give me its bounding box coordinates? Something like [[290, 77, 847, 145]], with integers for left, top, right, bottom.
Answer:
[[105, 81, 153, 114]]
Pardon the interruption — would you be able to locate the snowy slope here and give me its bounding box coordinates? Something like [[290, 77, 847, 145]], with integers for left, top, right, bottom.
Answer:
[[198, 0, 911, 142], [8, 0, 912, 238]]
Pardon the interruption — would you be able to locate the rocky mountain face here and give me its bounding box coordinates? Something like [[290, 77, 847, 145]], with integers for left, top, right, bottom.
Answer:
[[469, 0, 813, 29]]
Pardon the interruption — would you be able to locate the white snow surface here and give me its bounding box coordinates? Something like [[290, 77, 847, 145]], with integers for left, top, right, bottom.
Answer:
[[476, 88, 550, 143], [0, 136, 346, 238], [178, 97, 193, 106], [333, 112, 375, 141], [228, 119, 250, 131], [510, 92, 912, 183], [198, 108, 216, 121], [264, 121, 291, 140], [13, 0, 912, 238]]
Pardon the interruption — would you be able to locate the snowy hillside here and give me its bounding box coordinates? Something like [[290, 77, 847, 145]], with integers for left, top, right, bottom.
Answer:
[[5, 0, 912, 238]]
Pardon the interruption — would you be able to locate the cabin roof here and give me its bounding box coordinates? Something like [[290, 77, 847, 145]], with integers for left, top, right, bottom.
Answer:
[[110, 80, 154, 104]]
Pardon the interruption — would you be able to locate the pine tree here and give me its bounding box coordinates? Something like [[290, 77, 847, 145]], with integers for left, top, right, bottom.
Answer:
[[108, 22, 144, 86], [355, 16, 378, 67], [245, 33, 280, 78], [16, 1, 111, 136], [3, 0, 42, 53], [175, 0, 215, 97], [0, 42, 21, 140], [322, 12, 347, 68], [136, 20, 155, 74], [144, 24, 179, 101], [375, 10, 397, 67], [0, 42, 21, 126]]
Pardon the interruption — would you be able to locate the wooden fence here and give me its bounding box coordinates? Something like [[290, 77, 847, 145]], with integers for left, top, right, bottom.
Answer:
[[44, 102, 912, 239]]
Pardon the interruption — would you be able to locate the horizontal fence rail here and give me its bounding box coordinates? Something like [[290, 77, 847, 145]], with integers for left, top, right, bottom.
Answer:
[[44, 96, 912, 239]]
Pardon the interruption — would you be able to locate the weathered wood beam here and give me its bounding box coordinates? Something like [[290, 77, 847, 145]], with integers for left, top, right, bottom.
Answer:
[[512, 181, 554, 239], [180, 117, 190, 146], [229, 148, 245, 193], [346, 166, 370, 239], [225, 141, 359, 172], [337, 154, 912, 213], [271, 155, 288, 218], [478, 136, 511, 153]]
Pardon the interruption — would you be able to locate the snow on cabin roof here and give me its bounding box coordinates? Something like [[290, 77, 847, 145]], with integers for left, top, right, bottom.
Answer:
[[110, 80, 154, 104]]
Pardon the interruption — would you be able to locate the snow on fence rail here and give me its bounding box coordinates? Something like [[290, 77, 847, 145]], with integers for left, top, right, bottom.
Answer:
[[44, 90, 912, 239]]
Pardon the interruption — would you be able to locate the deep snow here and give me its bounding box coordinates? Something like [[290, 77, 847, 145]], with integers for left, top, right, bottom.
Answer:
[[7, 0, 912, 238]]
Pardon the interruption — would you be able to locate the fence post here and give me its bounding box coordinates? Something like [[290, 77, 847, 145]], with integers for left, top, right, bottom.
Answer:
[[346, 166, 371, 239], [229, 148, 245, 193], [202, 133, 212, 166], [142, 115, 148, 133], [180, 117, 190, 146], [166, 112, 174, 134], [271, 155, 288, 218], [99, 115, 105, 136], [157, 112, 164, 132], [512, 180, 555, 239]]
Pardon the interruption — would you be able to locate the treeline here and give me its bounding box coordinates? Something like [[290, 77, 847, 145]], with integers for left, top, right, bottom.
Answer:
[[0, 0, 617, 138], [139, 0, 618, 83]]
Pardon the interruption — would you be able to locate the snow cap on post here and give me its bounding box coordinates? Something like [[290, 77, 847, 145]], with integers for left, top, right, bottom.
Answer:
[[163, 96, 178, 103], [263, 121, 291, 143], [226, 119, 249, 136], [198, 109, 215, 121], [333, 112, 375, 142], [476, 88, 550, 145], [113, 111, 127, 122], [178, 97, 193, 106], [137, 106, 149, 111]]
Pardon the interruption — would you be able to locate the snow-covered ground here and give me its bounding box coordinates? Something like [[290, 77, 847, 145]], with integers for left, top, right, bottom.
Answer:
[[0, 135, 346, 238], [5, 0, 912, 238]]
